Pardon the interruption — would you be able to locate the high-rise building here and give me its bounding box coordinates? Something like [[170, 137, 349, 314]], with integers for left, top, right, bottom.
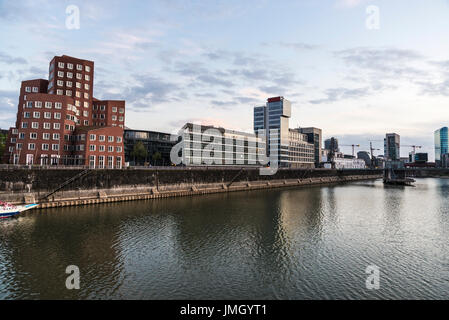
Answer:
[[434, 127, 448, 166], [298, 127, 322, 167], [324, 138, 339, 152], [252, 97, 317, 168], [384, 133, 400, 161], [3, 55, 126, 168]]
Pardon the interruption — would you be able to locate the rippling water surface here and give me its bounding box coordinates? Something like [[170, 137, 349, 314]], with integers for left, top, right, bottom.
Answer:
[[1, 178, 449, 299]]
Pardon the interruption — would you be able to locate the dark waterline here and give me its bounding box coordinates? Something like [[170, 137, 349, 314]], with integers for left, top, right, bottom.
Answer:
[[1, 178, 448, 300]]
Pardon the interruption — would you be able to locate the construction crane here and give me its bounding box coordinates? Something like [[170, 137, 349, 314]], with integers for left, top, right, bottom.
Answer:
[[369, 142, 381, 168], [340, 144, 360, 157], [403, 145, 422, 153]]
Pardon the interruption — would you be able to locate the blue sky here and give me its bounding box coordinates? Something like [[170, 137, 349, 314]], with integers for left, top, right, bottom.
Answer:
[[1, 0, 449, 159]]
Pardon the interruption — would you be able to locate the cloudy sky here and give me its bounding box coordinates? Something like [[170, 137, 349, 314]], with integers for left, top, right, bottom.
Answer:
[[1, 0, 449, 159]]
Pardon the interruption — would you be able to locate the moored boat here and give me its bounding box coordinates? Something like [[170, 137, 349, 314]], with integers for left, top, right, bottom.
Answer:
[[0, 202, 38, 219]]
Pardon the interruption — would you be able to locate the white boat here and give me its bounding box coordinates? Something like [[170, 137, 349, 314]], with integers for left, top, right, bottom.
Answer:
[[0, 202, 38, 219]]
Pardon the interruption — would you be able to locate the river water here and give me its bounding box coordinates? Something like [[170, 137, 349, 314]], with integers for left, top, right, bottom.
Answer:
[[0, 178, 448, 299]]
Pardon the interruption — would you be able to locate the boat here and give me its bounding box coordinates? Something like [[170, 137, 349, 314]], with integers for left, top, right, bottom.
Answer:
[[0, 201, 38, 219]]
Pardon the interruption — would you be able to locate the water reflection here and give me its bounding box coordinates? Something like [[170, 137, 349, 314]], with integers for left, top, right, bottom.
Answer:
[[1, 179, 449, 299]]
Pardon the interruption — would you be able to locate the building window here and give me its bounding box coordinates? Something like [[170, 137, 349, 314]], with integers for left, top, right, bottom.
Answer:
[[58, 62, 65, 68], [112, 107, 117, 112], [21, 122, 28, 128], [19, 133, 25, 139], [43, 122, 51, 129], [116, 157, 122, 169], [58, 71, 64, 77], [99, 135, 105, 142], [24, 112, 31, 118], [33, 112, 40, 118], [25, 86, 31, 92], [16, 143, 22, 150], [42, 144, 49, 151], [116, 146, 122, 152], [26, 101, 33, 108], [90, 134, 96, 141], [84, 92, 89, 99], [32, 87, 38, 93], [76, 82, 81, 88], [54, 123, 60, 130], [52, 144, 59, 151], [54, 112, 61, 119], [76, 91, 81, 98], [66, 90, 72, 96], [116, 136, 122, 143], [53, 133, 60, 140], [84, 102, 89, 108], [77, 64, 83, 71], [45, 101, 52, 108], [67, 72, 73, 78], [55, 102, 62, 109], [84, 120, 89, 126], [119, 116, 124, 122], [67, 63, 73, 69], [43, 133, 50, 140], [99, 145, 105, 152], [44, 112, 51, 119], [112, 115, 117, 121], [119, 108, 124, 114], [85, 83, 90, 90], [57, 80, 64, 86], [108, 156, 113, 168], [108, 136, 114, 142], [108, 146, 113, 152], [66, 81, 72, 87], [57, 89, 63, 95], [85, 65, 91, 72], [31, 122, 39, 129], [30, 132, 37, 139], [89, 155, 96, 169], [35, 101, 42, 108], [28, 143, 36, 150], [89, 144, 96, 151], [98, 156, 104, 168]]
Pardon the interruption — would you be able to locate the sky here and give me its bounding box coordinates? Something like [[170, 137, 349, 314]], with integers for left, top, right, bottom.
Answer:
[[1, 0, 449, 160]]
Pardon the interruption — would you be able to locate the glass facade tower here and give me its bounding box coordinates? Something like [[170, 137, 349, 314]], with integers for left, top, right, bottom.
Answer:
[[435, 127, 448, 164]]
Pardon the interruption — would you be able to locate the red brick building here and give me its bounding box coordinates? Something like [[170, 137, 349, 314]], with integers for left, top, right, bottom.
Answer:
[[3, 55, 126, 168]]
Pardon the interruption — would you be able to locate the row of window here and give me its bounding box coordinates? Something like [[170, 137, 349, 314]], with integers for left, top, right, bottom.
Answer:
[[24, 86, 39, 93], [89, 156, 122, 169], [88, 145, 122, 152], [89, 134, 122, 143], [23, 111, 61, 119], [57, 62, 90, 72], [92, 105, 125, 113], [56, 71, 91, 81], [91, 114, 124, 121], [21, 122, 61, 130], [25, 101, 62, 109], [93, 123, 124, 128], [11, 143, 60, 151]]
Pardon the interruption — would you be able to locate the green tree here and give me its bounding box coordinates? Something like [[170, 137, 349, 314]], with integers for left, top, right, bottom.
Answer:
[[130, 141, 148, 165], [0, 132, 6, 164], [152, 151, 162, 166]]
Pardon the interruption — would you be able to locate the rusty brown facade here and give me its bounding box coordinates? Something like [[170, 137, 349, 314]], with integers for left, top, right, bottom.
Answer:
[[3, 55, 125, 168]]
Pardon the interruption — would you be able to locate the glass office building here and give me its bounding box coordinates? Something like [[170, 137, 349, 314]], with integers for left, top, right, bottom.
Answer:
[[435, 127, 448, 165]]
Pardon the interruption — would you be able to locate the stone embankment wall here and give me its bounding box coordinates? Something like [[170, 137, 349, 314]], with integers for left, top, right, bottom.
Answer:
[[0, 167, 382, 208]]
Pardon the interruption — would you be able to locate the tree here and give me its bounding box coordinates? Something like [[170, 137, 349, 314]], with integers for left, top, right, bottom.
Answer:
[[0, 133, 6, 164], [152, 151, 162, 166], [130, 141, 148, 165]]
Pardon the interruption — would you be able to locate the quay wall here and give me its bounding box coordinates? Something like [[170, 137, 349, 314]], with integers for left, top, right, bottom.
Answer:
[[0, 167, 383, 207]]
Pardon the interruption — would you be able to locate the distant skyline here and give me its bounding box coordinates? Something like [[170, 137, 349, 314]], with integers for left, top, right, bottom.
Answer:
[[1, 0, 449, 160]]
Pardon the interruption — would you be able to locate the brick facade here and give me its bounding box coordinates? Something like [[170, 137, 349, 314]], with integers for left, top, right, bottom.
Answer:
[[3, 55, 126, 168]]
